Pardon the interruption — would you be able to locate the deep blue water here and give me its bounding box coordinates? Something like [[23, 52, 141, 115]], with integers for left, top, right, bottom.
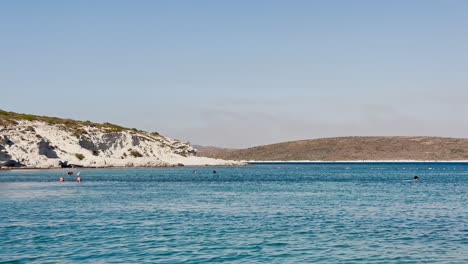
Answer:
[[1, 164, 467, 263]]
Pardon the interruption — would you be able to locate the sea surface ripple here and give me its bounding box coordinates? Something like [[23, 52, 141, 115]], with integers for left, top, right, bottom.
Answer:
[[1, 163, 467, 263]]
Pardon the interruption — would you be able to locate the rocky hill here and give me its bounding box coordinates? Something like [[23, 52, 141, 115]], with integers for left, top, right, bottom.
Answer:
[[193, 145, 238, 159], [0, 110, 239, 168], [196, 137, 468, 161]]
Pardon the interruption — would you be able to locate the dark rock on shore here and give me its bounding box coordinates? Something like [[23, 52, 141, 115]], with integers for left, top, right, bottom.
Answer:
[[0, 159, 25, 167]]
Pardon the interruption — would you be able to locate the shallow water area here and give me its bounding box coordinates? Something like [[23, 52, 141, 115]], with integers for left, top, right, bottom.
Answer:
[[1, 164, 468, 263]]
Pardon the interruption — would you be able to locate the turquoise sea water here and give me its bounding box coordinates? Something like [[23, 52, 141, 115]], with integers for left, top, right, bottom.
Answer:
[[1, 164, 467, 263]]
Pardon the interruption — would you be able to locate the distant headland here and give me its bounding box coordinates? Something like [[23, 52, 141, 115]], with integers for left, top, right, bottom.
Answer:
[[196, 136, 468, 162]]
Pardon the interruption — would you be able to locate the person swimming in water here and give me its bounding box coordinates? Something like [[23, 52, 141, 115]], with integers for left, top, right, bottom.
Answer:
[[59, 177, 65, 182], [76, 177, 82, 183], [414, 176, 419, 181]]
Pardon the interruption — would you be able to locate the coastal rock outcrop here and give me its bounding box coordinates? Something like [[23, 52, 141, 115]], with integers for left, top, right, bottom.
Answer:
[[0, 159, 24, 168], [38, 139, 59, 159], [0, 145, 11, 161], [0, 110, 241, 168]]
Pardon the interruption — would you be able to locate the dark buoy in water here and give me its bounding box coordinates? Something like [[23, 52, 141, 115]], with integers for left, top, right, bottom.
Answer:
[[213, 170, 217, 174]]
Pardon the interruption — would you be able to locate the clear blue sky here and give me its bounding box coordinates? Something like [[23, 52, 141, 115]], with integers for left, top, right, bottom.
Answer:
[[1, 0, 467, 148]]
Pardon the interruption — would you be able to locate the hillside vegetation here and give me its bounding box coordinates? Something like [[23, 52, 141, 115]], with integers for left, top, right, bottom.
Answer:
[[196, 137, 468, 161], [0, 110, 133, 133]]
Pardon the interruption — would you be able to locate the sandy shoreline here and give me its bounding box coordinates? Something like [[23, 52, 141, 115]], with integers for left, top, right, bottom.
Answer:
[[0, 163, 247, 171], [4, 160, 468, 170], [246, 160, 468, 163]]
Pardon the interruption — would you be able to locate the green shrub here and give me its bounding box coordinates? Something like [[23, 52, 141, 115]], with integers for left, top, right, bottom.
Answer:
[[72, 128, 88, 138], [102, 122, 126, 132], [21, 114, 38, 121], [129, 150, 143, 158], [0, 118, 18, 126], [75, 153, 85, 160]]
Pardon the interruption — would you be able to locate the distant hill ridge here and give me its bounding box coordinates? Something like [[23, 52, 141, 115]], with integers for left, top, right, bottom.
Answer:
[[196, 136, 468, 161]]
